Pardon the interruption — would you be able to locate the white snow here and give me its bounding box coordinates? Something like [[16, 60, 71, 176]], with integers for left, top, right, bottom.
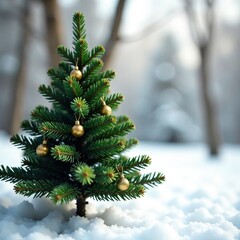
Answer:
[[0, 131, 240, 240]]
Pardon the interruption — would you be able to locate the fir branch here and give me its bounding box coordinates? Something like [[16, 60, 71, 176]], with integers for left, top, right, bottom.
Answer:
[[72, 12, 86, 45], [102, 117, 135, 138], [0, 165, 44, 183], [83, 78, 110, 106], [116, 115, 129, 123], [22, 151, 41, 163], [90, 45, 105, 60], [39, 121, 72, 140], [84, 137, 126, 158], [87, 184, 145, 201], [10, 134, 38, 151], [73, 163, 95, 185], [14, 179, 61, 198], [20, 120, 40, 136], [58, 62, 72, 75], [82, 69, 115, 89], [97, 69, 115, 81], [116, 155, 152, 173], [38, 84, 69, 110], [21, 156, 70, 179], [57, 45, 75, 65], [131, 172, 165, 189], [105, 93, 124, 110], [84, 115, 116, 129], [48, 67, 66, 82], [82, 59, 103, 83], [31, 106, 72, 124], [50, 183, 80, 204], [51, 145, 80, 162], [71, 97, 89, 117], [0, 164, 65, 184], [84, 45, 105, 66], [124, 138, 139, 150], [84, 115, 117, 142], [90, 93, 124, 114], [47, 67, 66, 93], [74, 38, 89, 67], [124, 170, 142, 179], [63, 77, 83, 99], [93, 166, 116, 184]]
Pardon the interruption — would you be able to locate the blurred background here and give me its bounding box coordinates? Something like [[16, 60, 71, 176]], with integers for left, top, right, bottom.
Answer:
[[0, 0, 239, 155]]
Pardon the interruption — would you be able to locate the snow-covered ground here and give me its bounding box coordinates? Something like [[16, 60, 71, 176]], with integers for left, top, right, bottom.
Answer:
[[0, 131, 239, 240]]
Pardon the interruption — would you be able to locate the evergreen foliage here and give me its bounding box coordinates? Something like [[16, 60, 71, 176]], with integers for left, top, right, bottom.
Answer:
[[0, 12, 165, 217]]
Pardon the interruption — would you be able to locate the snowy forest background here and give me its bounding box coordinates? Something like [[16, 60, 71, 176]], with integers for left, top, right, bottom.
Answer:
[[0, 0, 239, 149]]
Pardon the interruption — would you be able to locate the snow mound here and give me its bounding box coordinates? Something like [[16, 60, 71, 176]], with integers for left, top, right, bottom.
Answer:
[[0, 132, 240, 240]]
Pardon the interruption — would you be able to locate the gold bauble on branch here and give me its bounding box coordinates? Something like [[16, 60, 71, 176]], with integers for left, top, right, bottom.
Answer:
[[117, 174, 130, 191], [70, 66, 82, 81], [72, 120, 84, 137], [36, 140, 49, 157], [101, 101, 112, 115]]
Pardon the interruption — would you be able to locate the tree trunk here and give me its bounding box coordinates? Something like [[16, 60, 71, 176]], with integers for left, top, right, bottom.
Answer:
[[10, 0, 30, 135], [102, 0, 127, 68], [76, 195, 88, 217], [199, 45, 219, 156], [42, 0, 62, 67], [184, 0, 220, 156]]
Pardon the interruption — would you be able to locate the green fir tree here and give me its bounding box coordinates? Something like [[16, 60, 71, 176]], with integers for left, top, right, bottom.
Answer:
[[0, 12, 165, 217]]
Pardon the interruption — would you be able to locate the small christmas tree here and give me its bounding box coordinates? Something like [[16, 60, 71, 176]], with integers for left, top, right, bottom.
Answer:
[[0, 12, 165, 217]]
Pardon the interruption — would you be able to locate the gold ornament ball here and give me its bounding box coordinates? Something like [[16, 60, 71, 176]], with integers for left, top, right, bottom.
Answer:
[[36, 141, 49, 157], [72, 121, 84, 137], [101, 104, 112, 115], [117, 176, 130, 191], [70, 67, 82, 81]]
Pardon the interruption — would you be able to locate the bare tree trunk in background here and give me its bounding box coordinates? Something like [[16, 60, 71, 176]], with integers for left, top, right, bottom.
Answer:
[[10, 0, 62, 134], [102, 0, 127, 68], [42, 0, 62, 67], [199, 44, 219, 155], [10, 0, 30, 135], [184, 0, 220, 156]]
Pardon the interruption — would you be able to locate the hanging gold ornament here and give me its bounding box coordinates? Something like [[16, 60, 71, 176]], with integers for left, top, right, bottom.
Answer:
[[101, 100, 112, 115], [116, 166, 129, 191], [117, 174, 130, 191], [70, 66, 82, 81], [36, 140, 49, 157], [72, 120, 84, 137]]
